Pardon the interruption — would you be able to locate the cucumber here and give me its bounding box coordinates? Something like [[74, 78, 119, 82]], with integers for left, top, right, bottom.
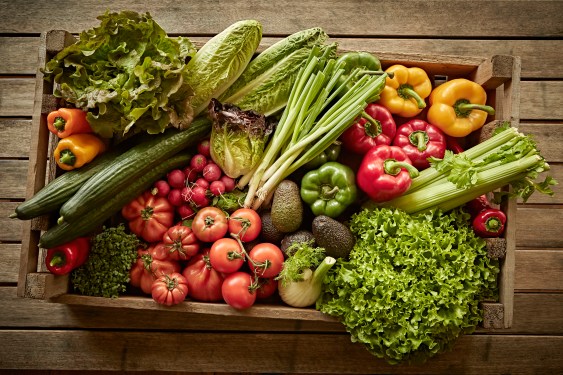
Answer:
[[38, 152, 192, 249], [59, 117, 211, 223], [10, 150, 120, 220]]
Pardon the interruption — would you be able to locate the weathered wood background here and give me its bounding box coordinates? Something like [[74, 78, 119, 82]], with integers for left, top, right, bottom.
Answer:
[[0, 1, 562, 374]]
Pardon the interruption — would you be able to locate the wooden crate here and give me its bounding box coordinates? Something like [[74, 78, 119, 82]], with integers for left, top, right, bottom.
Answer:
[[17, 30, 521, 330]]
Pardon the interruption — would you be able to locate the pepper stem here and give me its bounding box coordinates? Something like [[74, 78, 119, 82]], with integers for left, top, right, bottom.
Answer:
[[362, 111, 382, 138], [320, 185, 339, 200], [49, 253, 66, 267], [53, 117, 66, 132], [58, 149, 76, 166], [455, 99, 496, 117], [398, 85, 426, 109], [485, 217, 502, 233], [409, 130, 429, 152], [384, 159, 420, 178]]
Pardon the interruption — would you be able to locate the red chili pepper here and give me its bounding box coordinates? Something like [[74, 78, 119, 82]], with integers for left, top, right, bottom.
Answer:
[[45, 237, 90, 275], [340, 103, 397, 155], [445, 135, 465, 154], [466, 194, 492, 219], [392, 119, 446, 170], [47, 108, 93, 138], [356, 145, 419, 202], [472, 208, 507, 238]]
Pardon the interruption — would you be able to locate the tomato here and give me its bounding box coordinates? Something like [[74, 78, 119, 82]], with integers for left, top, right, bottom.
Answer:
[[129, 244, 181, 294], [228, 208, 262, 242], [151, 272, 189, 306], [221, 272, 257, 310], [191, 206, 228, 242], [182, 248, 224, 302], [247, 243, 284, 278], [209, 238, 245, 274], [256, 278, 278, 299], [122, 190, 175, 243], [162, 225, 200, 261]]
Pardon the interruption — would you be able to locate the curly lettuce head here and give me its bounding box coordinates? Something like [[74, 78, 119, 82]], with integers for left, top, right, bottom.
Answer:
[[43, 10, 196, 137], [208, 99, 274, 179], [317, 207, 499, 364]]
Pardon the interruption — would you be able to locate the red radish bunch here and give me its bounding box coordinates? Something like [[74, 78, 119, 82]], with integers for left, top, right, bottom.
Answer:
[[150, 138, 237, 220]]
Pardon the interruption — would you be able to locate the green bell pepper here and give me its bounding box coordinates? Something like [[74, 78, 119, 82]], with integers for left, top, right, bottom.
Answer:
[[303, 141, 341, 170], [300, 161, 358, 218]]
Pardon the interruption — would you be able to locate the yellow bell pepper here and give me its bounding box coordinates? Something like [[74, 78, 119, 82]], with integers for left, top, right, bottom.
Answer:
[[54, 133, 106, 171], [427, 78, 496, 137], [378, 64, 432, 118]]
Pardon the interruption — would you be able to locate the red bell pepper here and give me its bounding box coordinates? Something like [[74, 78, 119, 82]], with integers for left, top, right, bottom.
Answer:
[[472, 208, 506, 238], [340, 103, 397, 155], [356, 145, 419, 202], [466, 194, 492, 219], [445, 135, 465, 154], [45, 237, 90, 275], [47, 108, 93, 138], [392, 119, 446, 170]]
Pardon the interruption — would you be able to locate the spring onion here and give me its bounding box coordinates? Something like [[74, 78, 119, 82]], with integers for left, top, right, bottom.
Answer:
[[239, 45, 388, 209]]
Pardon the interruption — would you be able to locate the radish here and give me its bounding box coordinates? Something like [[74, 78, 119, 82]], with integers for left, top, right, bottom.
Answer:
[[191, 185, 210, 207], [177, 204, 196, 220], [220, 175, 236, 192], [152, 180, 170, 197], [167, 188, 183, 207], [183, 166, 199, 183], [210, 180, 226, 196], [167, 169, 186, 188], [203, 162, 222, 182], [181, 186, 194, 203], [190, 154, 207, 173], [195, 178, 210, 190], [197, 139, 211, 157]]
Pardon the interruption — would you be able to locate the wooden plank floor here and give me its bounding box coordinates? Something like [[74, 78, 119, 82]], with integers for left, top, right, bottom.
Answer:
[[0, 1, 562, 373]]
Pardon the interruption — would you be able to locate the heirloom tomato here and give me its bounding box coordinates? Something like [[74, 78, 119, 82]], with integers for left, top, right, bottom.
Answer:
[[182, 248, 224, 302], [122, 190, 174, 243], [162, 225, 200, 261], [129, 244, 181, 294], [151, 272, 189, 306]]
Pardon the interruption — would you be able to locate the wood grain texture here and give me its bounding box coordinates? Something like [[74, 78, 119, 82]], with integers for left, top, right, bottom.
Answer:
[[0, 160, 27, 198], [1, 0, 562, 37], [515, 207, 563, 248], [0, 202, 22, 242], [0, 245, 20, 283], [0, 119, 32, 158], [0, 330, 561, 374], [515, 250, 563, 290]]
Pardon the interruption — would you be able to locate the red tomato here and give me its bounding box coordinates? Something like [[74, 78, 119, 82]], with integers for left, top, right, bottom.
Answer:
[[256, 278, 278, 299], [151, 272, 189, 306], [162, 225, 200, 261], [121, 190, 175, 243], [129, 244, 181, 294], [209, 238, 245, 274], [222, 272, 257, 310], [247, 243, 284, 278], [228, 208, 262, 242], [191, 206, 228, 242], [182, 248, 224, 302]]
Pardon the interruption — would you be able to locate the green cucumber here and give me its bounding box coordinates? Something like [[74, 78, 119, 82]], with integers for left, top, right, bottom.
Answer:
[[10, 150, 120, 220], [59, 117, 211, 223], [38, 152, 192, 249]]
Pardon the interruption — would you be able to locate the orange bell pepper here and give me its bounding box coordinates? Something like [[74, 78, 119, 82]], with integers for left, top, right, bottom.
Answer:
[[378, 65, 432, 118], [47, 108, 93, 138], [427, 78, 496, 137], [53, 133, 106, 171]]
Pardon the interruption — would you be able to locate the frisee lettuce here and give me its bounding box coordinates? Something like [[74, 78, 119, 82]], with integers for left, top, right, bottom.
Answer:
[[43, 10, 196, 137], [316, 207, 499, 364]]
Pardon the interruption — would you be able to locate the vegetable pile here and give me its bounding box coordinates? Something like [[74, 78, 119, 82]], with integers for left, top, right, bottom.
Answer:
[[11, 10, 558, 365]]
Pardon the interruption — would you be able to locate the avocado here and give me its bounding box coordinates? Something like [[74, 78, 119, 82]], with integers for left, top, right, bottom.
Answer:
[[260, 211, 285, 244], [312, 215, 355, 259], [280, 230, 316, 256], [270, 180, 303, 233]]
